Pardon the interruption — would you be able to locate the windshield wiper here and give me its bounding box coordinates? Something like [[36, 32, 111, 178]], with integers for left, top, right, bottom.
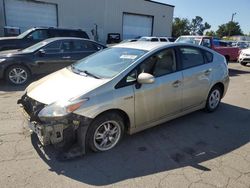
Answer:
[[70, 65, 100, 79], [82, 70, 100, 79]]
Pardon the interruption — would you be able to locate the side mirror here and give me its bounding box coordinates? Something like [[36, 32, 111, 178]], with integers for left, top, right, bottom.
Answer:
[[38, 49, 46, 57], [137, 73, 155, 84]]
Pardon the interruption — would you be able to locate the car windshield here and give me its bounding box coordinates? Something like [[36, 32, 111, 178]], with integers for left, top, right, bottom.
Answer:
[[22, 41, 48, 53], [176, 37, 201, 45], [17, 28, 35, 39], [70, 47, 147, 79]]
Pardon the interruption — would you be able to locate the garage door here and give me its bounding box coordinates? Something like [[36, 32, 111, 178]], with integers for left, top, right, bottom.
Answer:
[[5, 0, 57, 32], [123, 13, 153, 40]]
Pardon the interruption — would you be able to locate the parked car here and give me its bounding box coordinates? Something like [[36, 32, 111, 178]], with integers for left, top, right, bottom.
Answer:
[[0, 27, 89, 51], [0, 37, 106, 85], [238, 48, 250, 66], [175, 36, 240, 62], [138, 36, 170, 42], [18, 41, 229, 157], [234, 41, 249, 49]]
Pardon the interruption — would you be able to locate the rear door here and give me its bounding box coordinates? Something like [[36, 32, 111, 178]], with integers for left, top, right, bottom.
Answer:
[[179, 46, 213, 110]]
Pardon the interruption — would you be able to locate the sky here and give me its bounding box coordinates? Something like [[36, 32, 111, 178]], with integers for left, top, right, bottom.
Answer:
[[156, 0, 250, 35]]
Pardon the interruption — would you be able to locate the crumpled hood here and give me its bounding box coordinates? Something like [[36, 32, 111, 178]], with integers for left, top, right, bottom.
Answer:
[[27, 68, 110, 105]]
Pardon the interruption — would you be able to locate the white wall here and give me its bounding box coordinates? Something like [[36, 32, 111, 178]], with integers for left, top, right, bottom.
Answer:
[[0, 0, 174, 43]]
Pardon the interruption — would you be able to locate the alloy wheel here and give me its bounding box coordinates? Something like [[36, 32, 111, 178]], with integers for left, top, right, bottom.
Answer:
[[209, 89, 221, 110], [8, 67, 28, 85], [93, 120, 121, 151]]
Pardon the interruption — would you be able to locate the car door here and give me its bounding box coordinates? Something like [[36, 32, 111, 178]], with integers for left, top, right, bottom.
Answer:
[[179, 46, 213, 110], [133, 48, 183, 127], [33, 40, 69, 74]]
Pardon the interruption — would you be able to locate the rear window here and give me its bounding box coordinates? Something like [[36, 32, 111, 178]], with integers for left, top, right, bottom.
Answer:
[[203, 50, 213, 63], [180, 47, 205, 69]]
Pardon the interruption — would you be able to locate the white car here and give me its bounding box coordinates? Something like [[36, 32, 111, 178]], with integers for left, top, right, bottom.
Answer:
[[138, 37, 170, 42], [18, 42, 229, 157], [238, 48, 250, 66]]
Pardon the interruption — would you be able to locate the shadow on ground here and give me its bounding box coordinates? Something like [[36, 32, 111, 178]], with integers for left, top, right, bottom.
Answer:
[[31, 103, 250, 186], [229, 67, 250, 77], [0, 75, 44, 92]]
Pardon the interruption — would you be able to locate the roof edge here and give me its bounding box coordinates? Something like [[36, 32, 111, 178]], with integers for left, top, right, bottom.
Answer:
[[144, 0, 175, 8]]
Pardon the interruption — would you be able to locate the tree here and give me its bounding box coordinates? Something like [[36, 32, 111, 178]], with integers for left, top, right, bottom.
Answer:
[[216, 21, 243, 38], [205, 30, 216, 37], [189, 16, 211, 35], [172, 17, 190, 38]]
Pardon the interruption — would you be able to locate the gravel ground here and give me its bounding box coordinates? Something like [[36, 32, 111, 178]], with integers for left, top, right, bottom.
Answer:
[[0, 62, 250, 188]]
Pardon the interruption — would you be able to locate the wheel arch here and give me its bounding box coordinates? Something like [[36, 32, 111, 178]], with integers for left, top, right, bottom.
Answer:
[[210, 82, 225, 98], [92, 109, 131, 133]]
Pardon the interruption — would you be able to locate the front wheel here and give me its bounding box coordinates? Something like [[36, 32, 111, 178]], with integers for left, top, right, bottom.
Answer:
[[205, 86, 222, 112], [240, 62, 247, 66], [5, 65, 31, 85], [87, 112, 125, 152]]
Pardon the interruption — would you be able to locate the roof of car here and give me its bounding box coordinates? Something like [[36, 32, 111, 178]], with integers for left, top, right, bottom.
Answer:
[[31, 27, 84, 31], [113, 41, 172, 51], [42, 37, 102, 44]]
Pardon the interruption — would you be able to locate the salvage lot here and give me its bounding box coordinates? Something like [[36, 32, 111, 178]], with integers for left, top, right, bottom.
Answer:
[[0, 62, 250, 188]]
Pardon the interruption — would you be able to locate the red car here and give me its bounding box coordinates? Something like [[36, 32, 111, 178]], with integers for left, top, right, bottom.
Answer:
[[176, 36, 240, 62]]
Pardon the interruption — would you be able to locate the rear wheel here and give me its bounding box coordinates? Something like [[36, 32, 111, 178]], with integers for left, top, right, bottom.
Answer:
[[205, 86, 222, 112], [87, 112, 125, 152], [5, 65, 30, 85]]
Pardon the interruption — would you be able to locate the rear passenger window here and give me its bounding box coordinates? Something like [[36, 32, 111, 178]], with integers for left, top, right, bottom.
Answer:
[[204, 51, 213, 63], [160, 38, 168, 42], [73, 41, 98, 51], [151, 38, 159, 42], [179, 47, 204, 69], [60, 41, 74, 52]]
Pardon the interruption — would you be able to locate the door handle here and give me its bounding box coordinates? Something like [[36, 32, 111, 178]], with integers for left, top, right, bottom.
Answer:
[[204, 69, 212, 75], [62, 56, 71, 59], [172, 80, 181, 88]]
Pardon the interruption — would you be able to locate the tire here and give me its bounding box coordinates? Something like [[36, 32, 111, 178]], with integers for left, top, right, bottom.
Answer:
[[5, 65, 31, 85], [205, 86, 222, 112], [240, 62, 247, 66], [87, 112, 125, 152]]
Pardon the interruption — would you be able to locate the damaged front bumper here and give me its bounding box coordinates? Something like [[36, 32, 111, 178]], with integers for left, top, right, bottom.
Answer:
[[17, 94, 92, 151]]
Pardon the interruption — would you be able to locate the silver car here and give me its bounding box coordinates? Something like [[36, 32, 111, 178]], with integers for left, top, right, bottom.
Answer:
[[18, 42, 229, 155]]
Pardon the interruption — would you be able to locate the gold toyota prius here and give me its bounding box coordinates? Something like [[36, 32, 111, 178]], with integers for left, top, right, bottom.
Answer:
[[18, 42, 229, 156]]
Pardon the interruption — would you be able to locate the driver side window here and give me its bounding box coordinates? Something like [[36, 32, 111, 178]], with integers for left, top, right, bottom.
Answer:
[[125, 48, 177, 84], [138, 48, 177, 78], [27, 30, 48, 40], [42, 41, 61, 53]]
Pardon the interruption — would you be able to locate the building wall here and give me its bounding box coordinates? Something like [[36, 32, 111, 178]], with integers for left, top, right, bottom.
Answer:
[[104, 0, 173, 39], [0, 0, 5, 36], [0, 0, 174, 43]]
